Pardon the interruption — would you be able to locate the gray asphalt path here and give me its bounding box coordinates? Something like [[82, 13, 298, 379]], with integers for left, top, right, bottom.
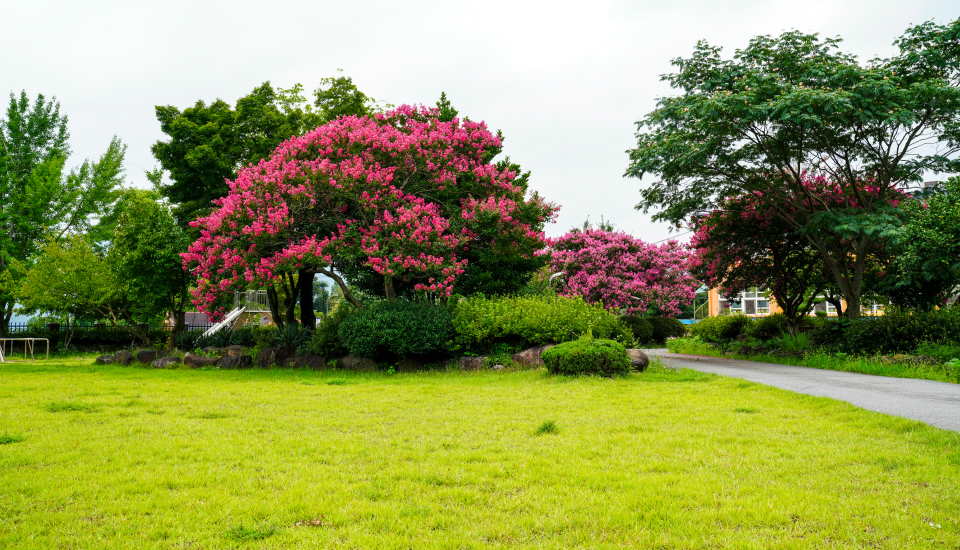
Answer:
[[645, 349, 960, 432]]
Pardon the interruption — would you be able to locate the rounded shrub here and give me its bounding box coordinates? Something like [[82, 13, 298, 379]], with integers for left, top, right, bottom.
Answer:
[[621, 316, 654, 345], [308, 304, 353, 358], [689, 314, 750, 344], [338, 300, 453, 359], [451, 295, 631, 353], [541, 337, 631, 377], [745, 313, 789, 341], [648, 317, 686, 343]]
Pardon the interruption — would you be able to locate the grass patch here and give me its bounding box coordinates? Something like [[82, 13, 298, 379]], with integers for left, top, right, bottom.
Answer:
[[534, 420, 558, 435], [44, 401, 101, 413], [669, 337, 960, 383], [0, 434, 25, 445], [224, 524, 276, 542], [0, 356, 959, 548]]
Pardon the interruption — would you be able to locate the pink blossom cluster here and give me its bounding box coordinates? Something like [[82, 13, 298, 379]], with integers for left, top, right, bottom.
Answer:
[[182, 105, 555, 318], [547, 229, 698, 316], [690, 173, 907, 288]]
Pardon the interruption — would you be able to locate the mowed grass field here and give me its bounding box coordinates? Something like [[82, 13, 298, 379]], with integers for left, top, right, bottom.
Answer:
[[1, 357, 959, 549]]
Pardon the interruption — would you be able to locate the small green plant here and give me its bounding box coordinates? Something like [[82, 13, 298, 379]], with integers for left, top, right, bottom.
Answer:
[[0, 434, 25, 444], [541, 337, 631, 377], [45, 401, 100, 413], [326, 378, 348, 386], [734, 407, 758, 414], [224, 524, 276, 542], [534, 420, 558, 435]]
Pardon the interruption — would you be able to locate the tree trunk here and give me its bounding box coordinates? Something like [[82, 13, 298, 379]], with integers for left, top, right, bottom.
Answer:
[[282, 273, 298, 327], [0, 301, 11, 336], [384, 275, 396, 300], [298, 269, 316, 329], [318, 268, 362, 308], [267, 284, 284, 329]]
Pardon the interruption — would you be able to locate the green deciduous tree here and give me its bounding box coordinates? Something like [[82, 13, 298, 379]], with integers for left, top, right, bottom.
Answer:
[[878, 178, 960, 310], [18, 235, 126, 325], [0, 91, 125, 333], [108, 190, 191, 341], [626, 19, 960, 317]]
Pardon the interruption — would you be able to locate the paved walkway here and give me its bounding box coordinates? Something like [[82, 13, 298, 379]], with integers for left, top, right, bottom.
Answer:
[[645, 350, 960, 432]]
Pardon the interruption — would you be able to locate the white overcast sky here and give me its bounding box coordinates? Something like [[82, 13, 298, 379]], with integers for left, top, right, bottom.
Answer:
[[2, 0, 956, 240]]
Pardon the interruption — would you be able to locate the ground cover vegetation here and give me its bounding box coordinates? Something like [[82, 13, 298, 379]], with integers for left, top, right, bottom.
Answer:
[[1, 358, 959, 548], [672, 307, 960, 382], [627, 18, 960, 319]]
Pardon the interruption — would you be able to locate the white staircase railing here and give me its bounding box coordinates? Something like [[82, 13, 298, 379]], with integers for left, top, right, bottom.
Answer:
[[202, 306, 246, 339]]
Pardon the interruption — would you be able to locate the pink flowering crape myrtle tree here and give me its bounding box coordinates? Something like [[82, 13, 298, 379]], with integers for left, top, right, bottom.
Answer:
[[548, 229, 698, 317], [182, 105, 556, 320]]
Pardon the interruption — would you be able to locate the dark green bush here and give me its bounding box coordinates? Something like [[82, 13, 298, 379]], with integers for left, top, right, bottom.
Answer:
[[915, 342, 960, 363], [689, 314, 750, 344], [835, 309, 960, 355], [541, 337, 631, 377], [745, 313, 789, 341], [621, 316, 654, 345], [648, 317, 686, 343], [308, 305, 353, 358], [338, 300, 453, 359], [452, 295, 631, 353]]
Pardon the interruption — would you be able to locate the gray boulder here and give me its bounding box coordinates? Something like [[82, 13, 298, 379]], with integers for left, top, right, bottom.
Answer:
[[151, 356, 182, 369], [183, 352, 219, 368], [94, 355, 114, 365], [217, 354, 252, 369], [114, 350, 133, 366], [626, 349, 649, 371], [337, 355, 377, 371], [458, 356, 486, 370], [511, 345, 554, 367], [136, 349, 159, 364], [293, 354, 326, 369]]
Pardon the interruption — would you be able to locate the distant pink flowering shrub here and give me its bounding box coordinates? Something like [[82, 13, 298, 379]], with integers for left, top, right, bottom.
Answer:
[[548, 229, 698, 316], [182, 105, 556, 318]]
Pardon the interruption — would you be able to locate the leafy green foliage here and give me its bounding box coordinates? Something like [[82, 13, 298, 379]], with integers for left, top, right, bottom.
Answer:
[[0, 91, 125, 332], [833, 309, 960, 355], [338, 300, 453, 359], [879, 177, 960, 310], [621, 316, 654, 345], [153, 77, 375, 228], [542, 337, 631, 377], [451, 295, 631, 353], [745, 313, 790, 341], [627, 20, 960, 317], [915, 342, 960, 364], [689, 315, 751, 344], [107, 190, 190, 326], [308, 305, 353, 358], [647, 317, 686, 343], [18, 236, 125, 323]]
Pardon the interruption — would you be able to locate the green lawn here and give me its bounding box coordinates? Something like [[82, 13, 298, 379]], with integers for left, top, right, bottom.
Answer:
[[667, 337, 960, 384], [1, 358, 959, 549]]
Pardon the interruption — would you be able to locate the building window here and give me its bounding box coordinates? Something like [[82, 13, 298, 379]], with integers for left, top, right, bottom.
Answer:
[[719, 287, 770, 316]]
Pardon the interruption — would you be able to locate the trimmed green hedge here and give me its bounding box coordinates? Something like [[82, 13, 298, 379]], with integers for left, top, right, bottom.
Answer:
[[689, 314, 751, 344], [542, 337, 631, 377], [452, 295, 632, 353], [338, 300, 453, 359]]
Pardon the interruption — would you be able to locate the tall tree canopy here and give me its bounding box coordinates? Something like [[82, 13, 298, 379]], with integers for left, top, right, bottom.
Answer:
[[0, 91, 125, 332], [152, 76, 378, 227], [182, 105, 556, 320], [626, 19, 960, 317]]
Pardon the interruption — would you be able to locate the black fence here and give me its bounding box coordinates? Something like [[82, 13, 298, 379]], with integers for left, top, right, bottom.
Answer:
[[2, 322, 216, 351]]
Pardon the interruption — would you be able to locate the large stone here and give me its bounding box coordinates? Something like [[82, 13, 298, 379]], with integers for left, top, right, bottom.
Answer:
[[511, 345, 554, 368], [337, 355, 377, 371], [626, 349, 649, 371], [183, 352, 219, 368], [293, 354, 326, 369], [94, 355, 114, 365], [225, 345, 247, 358], [136, 349, 159, 364], [114, 350, 133, 366], [151, 356, 182, 369], [458, 356, 487, 370], [217, 354, 252, 369], [202, 346, 224, 355]]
